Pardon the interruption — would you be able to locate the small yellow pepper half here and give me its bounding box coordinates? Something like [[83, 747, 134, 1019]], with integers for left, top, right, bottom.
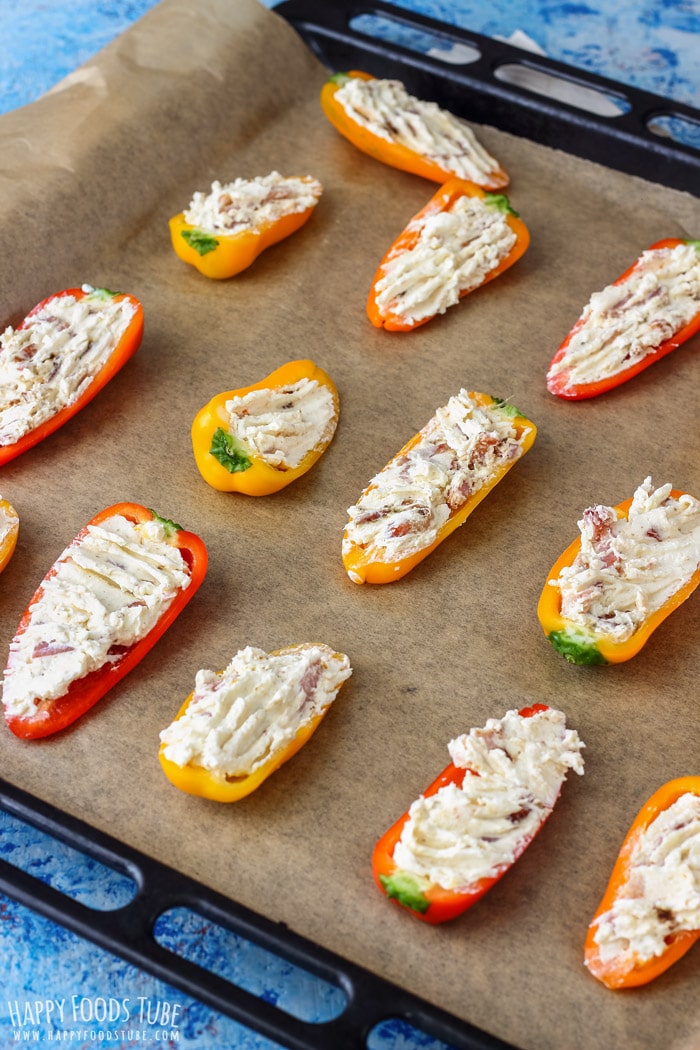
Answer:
[[0, 498, 19, 573], [191, 359, 340, 495], [343, 392, 536, 584], [158, 643, 352, 803], [169, 175, 322, 280]]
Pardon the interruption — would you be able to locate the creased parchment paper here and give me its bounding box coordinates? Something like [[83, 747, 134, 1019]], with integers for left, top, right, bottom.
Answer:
[[0, 1, 699, 1047]]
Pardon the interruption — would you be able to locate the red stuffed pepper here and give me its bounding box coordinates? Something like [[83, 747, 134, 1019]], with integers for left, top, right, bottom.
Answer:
[[0, 286, 144, 465], [547, 238, 700, 399], [2, 503, 207, 739], [372, 704, 584, 923]]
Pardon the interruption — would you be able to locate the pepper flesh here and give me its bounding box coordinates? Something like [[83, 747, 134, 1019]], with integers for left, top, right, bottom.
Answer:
[[367, 180, 530, 332], [191, 359, 339, 495], [2, 502, 207, 739], [584, 778, 700, 989], [537, 489, 700, 665], [547, 238, 700, 400], [372, 704, 556, 924], [0, 287, 144, 467], [320, 71, 509, 189], [342, 392, 536, 584], [0, 498, 19, 573], [169, 176, 321, 280], [158, 644, 350, 802]]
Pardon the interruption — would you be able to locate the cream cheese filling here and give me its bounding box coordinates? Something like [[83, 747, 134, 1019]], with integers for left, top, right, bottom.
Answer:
[[343, 392, 529, 572], [224, 377, 337, 470], [159, 644, 352, 777], [334, 75, 503, 185], [2, 514, 191, 719], [374, 194, 517, 325], [548, 243, 700, 388], [591, 792, 700, 968], [183, 172, 322, 234], [392, 707, 584, 891], [0, 286, 136, 447], [555, 477, 700, 642]]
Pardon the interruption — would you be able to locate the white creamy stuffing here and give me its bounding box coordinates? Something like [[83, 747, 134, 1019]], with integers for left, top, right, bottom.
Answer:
[[2, 514, 191, 720], [159, 644, 352, 778], [183, 172, 323, 234], [555, 477, 700, 643], [343, 391, 529, 573], [0, 286, 136, 447], [392, 707, 584, 891], [373, 194, 517, 325], [225, 377, 337, 470], [334, 75, 504, 186], [548, 242, 700, 388], [591, 792, 700, 969]]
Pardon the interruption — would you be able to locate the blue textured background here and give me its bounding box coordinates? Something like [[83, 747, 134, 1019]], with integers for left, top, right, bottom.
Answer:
[[0, 2, 698, 1049]]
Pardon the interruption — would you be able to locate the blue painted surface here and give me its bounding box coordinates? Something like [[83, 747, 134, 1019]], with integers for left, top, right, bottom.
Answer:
[[0, 2, 698, 1049]]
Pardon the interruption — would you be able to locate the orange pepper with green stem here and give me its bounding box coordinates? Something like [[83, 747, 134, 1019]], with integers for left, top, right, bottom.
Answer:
[[320, 71, 509, 189], [342, 391, 536, 584], [537, 485, 700, 665], [0, 497, 19, 573], [366, 179, 530, 332], [169, 174, 323, 280], [191, 359, 339, 495], [584, 778, 700, 989]]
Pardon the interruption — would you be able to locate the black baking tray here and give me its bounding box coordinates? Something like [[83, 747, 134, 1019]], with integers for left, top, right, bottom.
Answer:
[[1, 7, 697, 1050], [276, 0, 700, 196], [0, 776, 511, 1050]]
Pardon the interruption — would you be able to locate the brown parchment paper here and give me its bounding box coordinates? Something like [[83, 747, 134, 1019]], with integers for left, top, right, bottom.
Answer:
[[1, 1, 699, 1047]]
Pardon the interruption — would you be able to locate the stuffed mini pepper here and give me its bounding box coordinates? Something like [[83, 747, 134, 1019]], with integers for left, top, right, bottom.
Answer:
[[159, 643, 352, 801], [547, 238, 700, 399], [367, 180, 529, 332], [321, 71, 509, 189], [343, 390, 536, 584], [373, 704, 584, 923], [0, 285, 144, 465], [538, 477, 700, 665], [2, 503, 207, 739], [585, 778, 700, 989], [192, 359, 339, 495], [169, 171, 323, 279]]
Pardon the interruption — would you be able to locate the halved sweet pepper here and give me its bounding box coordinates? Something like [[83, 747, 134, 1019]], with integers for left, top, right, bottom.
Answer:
[[537, 483, 700, 665], [372, 704, 583, 923], [342, 391, 536, 584], [191, 359, 339, 495], [320, 71, 509, 189], [547, 238, 700, 399], [158, 643, 352, 802], [584, 778, 700, 989], [169, 173, 322, 280], [0, 497, 19, 572], [367, 180, 530, 332], [0, 286, 144, 466], [2, 503, 207, 739]]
